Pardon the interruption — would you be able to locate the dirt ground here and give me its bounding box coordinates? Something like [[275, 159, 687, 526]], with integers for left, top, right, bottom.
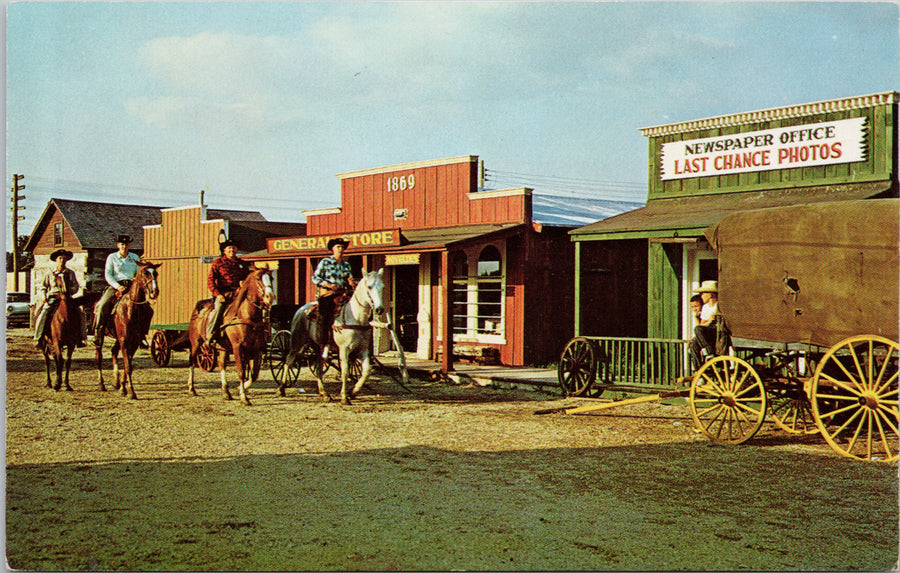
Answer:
[[4, 327, 899, 571]]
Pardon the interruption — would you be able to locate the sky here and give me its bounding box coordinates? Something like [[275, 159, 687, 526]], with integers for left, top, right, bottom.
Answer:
[[5, 1, 900, 248]]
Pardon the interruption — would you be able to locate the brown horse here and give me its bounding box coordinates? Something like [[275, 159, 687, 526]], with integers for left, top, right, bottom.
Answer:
[[95, 261, 162, 399], [38, 294, 82, 391], [187, 267, 273, 405]]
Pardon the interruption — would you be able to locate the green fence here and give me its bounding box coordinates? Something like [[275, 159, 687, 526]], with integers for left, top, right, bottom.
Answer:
[[593, 336, 690, 391]]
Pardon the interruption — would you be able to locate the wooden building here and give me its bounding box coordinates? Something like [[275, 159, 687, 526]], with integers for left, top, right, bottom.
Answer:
[[246, 155, 640, 369], [142, 202, 305, 331], [22, 198, 166, 319], [570, 92, 898, 343]]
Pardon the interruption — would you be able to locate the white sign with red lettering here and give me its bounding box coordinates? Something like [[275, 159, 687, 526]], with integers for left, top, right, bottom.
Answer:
[[660, 117, 867, 180]]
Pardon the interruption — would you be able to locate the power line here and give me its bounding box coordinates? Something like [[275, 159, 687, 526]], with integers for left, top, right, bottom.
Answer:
[[483, 168, 645, 201]]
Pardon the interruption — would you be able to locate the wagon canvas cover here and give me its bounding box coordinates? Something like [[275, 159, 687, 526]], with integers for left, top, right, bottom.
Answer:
[[705, 198, 899, 348]]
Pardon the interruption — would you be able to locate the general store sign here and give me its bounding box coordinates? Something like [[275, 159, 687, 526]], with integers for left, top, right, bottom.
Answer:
[[660, 117, 867, 180], [268, 229, 400, 254]]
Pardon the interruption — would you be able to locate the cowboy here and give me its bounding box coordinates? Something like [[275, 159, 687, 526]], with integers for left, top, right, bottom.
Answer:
[[311, 237, 356, 359], [689, 280, 719, 371], [206, 239, 252, 342], [34, 249, 82, 347], [93, 234, 141, 345]]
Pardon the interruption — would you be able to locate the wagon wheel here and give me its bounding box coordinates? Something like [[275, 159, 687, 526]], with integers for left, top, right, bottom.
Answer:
[[810, 335, 899, 462], [268, 330, 300, 386], [197, 343, 218, 372], [689, 355, 767, 444], [557, 337, 596, 397], [150, 330, 171, 367], [768, 378, 817, 435]]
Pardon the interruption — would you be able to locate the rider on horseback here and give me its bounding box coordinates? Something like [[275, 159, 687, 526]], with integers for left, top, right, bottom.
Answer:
[[205, 239, 252, 343], [92, 234, 141, 346], [34, 249, 82, 347], [311, 237, 357, 360]]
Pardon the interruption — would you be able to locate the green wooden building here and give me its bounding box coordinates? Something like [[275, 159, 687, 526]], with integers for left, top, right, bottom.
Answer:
[[570, 91, 898, 347]]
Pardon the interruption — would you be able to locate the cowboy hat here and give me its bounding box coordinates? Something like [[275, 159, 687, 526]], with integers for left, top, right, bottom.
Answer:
[[116, 234, 132, 244], [327, 237, 350, 250], [692, 280, 718, 294], [49, 249, 73, 262], [219, 239, 239, 252]]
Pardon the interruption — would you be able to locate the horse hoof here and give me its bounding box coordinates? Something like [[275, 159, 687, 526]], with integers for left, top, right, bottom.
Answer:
[[99, 384, 107, 392], [341, 397, 352, 406], [53, 385, 61, 392], [64, 385, 73, 392]]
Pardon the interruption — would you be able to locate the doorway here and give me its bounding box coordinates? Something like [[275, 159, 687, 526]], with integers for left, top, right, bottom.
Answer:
[[393, 265, 419, 352]]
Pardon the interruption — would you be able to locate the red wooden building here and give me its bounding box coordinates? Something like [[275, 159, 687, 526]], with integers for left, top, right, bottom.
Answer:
[[247, 155, 631, 369]]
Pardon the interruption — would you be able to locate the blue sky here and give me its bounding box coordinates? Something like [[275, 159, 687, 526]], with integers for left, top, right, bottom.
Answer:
[[6, 1, 899, 248]]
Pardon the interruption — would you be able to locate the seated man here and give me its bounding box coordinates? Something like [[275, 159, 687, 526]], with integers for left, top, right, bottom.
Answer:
[[206, 239, 252, 342], [689, 281, 719, 372], [93, 234, 140, 345], [34, 249, 82, 347], [311, 237, 356, 359]]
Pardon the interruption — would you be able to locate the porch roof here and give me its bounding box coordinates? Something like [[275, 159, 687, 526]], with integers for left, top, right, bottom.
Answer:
[[569, 181, 893, 241]]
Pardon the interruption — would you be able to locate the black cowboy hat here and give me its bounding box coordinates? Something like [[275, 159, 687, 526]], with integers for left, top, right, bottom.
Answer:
[[49, 249, 73, 262], [116, 234, 133, 244], [219, 239, 239, 252], [327, 237, 350, 250]]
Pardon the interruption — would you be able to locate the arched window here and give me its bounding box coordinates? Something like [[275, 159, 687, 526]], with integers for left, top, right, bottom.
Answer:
[[476, 246, 503, 334]]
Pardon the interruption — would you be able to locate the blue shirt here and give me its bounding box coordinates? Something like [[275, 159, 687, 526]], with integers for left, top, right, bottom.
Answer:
[[105, 251, 141, 288]]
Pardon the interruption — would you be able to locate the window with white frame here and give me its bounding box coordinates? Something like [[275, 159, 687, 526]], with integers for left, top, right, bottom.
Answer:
[[450, 243, 506, 341]]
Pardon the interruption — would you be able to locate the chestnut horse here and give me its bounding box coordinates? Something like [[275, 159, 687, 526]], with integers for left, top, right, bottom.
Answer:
[[95, 261, 162, 399], [187, 267, 273, 405], [38, 293, 82, 391], [281, 268, 385, 405]]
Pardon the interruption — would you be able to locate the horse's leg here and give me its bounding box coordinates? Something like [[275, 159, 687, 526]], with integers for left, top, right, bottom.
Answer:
[[124, 348, 137, 400], [220, 352, 233, 401], [339, 344, 352, 405], [111, 341, 123, 392], [350, 349, 372, 400], [95, 345, 107, 392], [233, 345, 251, 406], [62, 346, 75, 391], [187, 344, 199, 396], [43, 348, 53, 389], [53, 341, 64, 391]]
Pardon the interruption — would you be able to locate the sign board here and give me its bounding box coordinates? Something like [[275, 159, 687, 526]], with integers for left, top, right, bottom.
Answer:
[[268, 229, 401, 254], [385, 253, 420, 266], [660, 117, 867, 180]]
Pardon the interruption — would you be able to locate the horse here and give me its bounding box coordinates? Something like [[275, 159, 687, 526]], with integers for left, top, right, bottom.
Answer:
[[187, 267, 274, 406], [281, 268, 385, 405], [95, 261, 162, 399], [37, 294, 82, 391]]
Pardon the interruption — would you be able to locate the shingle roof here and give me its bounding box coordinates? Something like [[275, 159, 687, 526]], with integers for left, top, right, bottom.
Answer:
[[24, 198, 274, 251]]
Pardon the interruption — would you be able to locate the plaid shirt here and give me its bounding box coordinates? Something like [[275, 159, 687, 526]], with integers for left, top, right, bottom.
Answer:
[[311, 257, 352, 289], [207, 255, 251, 298]]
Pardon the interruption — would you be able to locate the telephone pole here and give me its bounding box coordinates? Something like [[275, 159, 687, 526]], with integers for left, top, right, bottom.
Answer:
[[10, 174, 25, 291]]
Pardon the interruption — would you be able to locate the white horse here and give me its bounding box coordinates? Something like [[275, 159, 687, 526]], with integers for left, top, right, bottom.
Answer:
[[282, 268, 386, 405]]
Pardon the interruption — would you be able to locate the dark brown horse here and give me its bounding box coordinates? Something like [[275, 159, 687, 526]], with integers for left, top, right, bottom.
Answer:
[[95, 261, 162, 399], [187, 267, 273, 405], [38, 294, 82, 391]]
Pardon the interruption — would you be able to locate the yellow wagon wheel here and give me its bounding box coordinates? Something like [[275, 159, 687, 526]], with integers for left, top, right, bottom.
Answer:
[[810, 335, 899, 462], [689, 355, 767, 444], [557, 337, 596, 397], [768, 378, 818, 435]]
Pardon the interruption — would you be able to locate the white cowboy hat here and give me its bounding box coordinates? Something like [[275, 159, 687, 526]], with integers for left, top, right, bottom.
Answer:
[[692, 280, 718, 294]]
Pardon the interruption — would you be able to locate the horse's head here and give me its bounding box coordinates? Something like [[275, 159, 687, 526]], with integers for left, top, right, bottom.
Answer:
[[249, 266, 275, 307], [134, 261, 162, 300], [356, 268, 385, 317]]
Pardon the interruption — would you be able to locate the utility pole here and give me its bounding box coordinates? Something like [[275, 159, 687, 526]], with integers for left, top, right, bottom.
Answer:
[[10, 174, 25, 291]]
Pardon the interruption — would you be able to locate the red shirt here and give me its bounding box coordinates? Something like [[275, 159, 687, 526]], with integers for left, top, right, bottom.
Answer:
[[207, 255, 251, 298]]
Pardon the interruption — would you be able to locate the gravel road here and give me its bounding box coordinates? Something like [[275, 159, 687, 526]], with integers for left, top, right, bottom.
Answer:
[[5, 328, 898, 571]]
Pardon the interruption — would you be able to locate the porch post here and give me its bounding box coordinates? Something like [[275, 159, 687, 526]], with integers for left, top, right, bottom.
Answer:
[[440, 250, 454, 373]]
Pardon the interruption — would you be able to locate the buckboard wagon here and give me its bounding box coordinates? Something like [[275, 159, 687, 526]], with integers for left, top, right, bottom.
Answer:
[[552, 199, 899, 462]]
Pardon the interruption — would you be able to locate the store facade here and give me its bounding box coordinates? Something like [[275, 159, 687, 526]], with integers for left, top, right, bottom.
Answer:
[[248, 155, 593, 369], [570, 92, 898, 342]]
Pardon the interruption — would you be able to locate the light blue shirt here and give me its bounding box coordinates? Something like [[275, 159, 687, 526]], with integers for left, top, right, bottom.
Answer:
[[105, 251, 141, 289]]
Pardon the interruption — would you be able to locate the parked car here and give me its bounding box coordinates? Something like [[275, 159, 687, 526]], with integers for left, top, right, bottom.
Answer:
[[6, 292, 31, 327]]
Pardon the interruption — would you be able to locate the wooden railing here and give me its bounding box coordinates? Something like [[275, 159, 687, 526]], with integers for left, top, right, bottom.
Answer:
[[592, 337, 690, 390]]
